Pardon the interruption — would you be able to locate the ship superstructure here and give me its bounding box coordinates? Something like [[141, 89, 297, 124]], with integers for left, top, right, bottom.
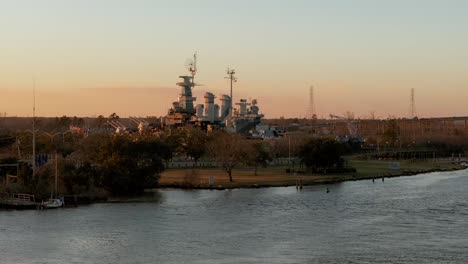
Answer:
[[164, 75, 197, 127], [231, 99, 264, 133], [162, 53, 264, 133]]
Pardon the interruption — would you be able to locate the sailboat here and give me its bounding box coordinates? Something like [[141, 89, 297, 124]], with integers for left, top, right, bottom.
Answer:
[[31, 82, 64, 210], [41, 151, 65, 209], [41, 197, 64, 209]]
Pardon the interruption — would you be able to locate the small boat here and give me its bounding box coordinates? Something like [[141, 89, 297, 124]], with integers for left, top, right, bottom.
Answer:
[[41, 198, 64, 209]]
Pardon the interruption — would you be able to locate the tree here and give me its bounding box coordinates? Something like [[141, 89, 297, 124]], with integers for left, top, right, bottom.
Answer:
[[383, 119, 400, 147], [270, 137, 289, 159], [160, 129, 185, 165], [77, 133, 112, 164], [55, 115, 71, 130], [77, 134, 167, 195], [247, 141, 272, 175], [108, 113, 120, 120], [207, 132, 246, 182], [94, 115, 107, 128], [184, 128, 208, 165], [425, 141, 465, 157], [299, 138, 346, 173], [0, 134, 15, 149], [71, 116, 84, 127], [62, 162, 97, 194]]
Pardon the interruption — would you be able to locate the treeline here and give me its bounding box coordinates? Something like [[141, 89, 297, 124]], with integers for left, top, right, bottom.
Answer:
[[2, 134, 169, 198], [0, 114, 162, 132], [1, 125, 466, 198], [2, 129, 256, 197], [2, 128, 348, 197]]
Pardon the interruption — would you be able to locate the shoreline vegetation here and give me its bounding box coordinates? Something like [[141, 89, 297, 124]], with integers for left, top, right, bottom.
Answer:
[[1, 159, 466, 206], [157, 159, 466, 190], [2, 128, 467, 206]]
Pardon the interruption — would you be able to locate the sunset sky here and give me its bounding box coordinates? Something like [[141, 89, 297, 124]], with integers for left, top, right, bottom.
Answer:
[[1, 0, 467, 118]]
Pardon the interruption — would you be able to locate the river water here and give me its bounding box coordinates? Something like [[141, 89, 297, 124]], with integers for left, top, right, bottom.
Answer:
[[1, 169, 468, 264]]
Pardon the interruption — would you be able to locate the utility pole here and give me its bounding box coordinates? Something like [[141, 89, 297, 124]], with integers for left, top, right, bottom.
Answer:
[[225, 68, 237, 120]]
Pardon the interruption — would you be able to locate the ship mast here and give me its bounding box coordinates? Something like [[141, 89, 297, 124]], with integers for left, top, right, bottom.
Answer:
[[225, 68, 237, 120], [189, 52, 197, 88]]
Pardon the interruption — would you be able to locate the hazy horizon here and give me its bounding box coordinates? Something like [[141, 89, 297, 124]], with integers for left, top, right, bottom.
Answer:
[[1, 0, 467, 118]]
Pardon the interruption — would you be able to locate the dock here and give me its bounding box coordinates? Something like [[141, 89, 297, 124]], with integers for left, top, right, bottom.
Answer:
[[0, 193, 38, 210]]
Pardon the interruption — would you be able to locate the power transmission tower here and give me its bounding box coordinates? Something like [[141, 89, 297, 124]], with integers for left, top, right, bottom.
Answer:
[[307, 85, 317, 119], [410, 88, 417, 118]]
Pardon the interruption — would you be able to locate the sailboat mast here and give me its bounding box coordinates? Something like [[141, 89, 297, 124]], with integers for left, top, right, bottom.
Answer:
[[55, 151, 58, 197], [32, 79, 36, 179]]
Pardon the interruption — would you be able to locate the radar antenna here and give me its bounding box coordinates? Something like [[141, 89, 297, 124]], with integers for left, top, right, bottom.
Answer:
[[184, 52, 198, 87]]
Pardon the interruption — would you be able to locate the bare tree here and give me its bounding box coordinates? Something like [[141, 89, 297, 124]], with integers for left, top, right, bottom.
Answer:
[[207, 132, 246, 182], [246, 141, 272, 176]]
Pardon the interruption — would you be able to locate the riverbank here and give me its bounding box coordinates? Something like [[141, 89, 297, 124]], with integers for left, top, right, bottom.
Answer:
[[2, 160, 464, 207], [159, 159, 466, 190]]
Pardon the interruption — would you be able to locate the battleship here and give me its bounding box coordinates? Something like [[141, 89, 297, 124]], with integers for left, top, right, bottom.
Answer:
[[162, 53, 264, 133]]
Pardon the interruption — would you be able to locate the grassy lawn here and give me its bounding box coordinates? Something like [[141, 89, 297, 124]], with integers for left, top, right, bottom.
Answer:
[[159, 159, 464, 189], [347, 159, 459, 177]]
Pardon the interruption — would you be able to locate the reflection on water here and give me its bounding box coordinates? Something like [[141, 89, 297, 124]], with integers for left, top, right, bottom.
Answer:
[[1, 169, 468, 264]]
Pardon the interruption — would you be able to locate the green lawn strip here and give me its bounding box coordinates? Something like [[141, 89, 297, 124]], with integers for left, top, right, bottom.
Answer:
[[159, 159, 464, 189]]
